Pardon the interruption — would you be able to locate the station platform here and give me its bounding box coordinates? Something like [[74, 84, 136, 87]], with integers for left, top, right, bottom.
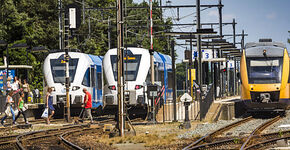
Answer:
[[26, 103, 45, 119], [156, 95, 246, 123], [204, 96, 246, 122]]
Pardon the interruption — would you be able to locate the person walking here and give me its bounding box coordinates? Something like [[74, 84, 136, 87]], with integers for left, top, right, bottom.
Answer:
[[1, 91, 16, 126], [11, 76, 21, 106], [80, 88, 93, 123], [46, 87, 55, 124], [22, 79, 30, 103], [14, 92, 29, 124]]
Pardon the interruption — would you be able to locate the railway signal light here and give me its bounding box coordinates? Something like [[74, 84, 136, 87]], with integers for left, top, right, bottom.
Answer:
[[149, 48, 154, 55], [109, 85, 116, 90], [135, 85, 143, 90]]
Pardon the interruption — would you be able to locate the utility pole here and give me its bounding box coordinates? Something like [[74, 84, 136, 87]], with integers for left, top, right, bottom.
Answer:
[[64, 9, 71, 122], [218, 0, 223, 98], [171, 40, 177, 121], [232, 19, 236, 95], [196, 0, 203, 121], [150, 0, 154, 84], [58, 0, 63, 50], [189, 34, 193, 98], [82, 0, 85, 24], [117, 0, 125, 137], [241, 30, 245, 50], [108, 16, 111, 49]]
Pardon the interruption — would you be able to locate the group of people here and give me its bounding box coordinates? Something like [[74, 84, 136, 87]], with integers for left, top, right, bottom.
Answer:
[[1, 90, 29, 126], [7, 76, 30, 103], [1, 82, 94, 126], [43, 87, 93, 124], [1, 76, 31, 126]]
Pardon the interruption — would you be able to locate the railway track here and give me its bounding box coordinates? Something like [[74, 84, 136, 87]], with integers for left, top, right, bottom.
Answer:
[[239, 115, 281, 149], [183, 116, 253, 150], [184, 115, 282, 150], [0, 116, 145, 150], [245, 134, 290, 150], [60, 128, 104, 150], [13, 124, 88, 150], [0, 135, 18, 150]]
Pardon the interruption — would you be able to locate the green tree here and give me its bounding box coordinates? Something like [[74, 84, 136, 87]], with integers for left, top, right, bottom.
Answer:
[[176, 62, 187, 90], [0, 0, 174, 91]]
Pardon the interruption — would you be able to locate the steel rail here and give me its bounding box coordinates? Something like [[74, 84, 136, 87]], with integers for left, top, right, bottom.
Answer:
[[16, 125, 86, 150], [245, 135, 290, 150], [183, 116, 253, 150], [59, 126, 104, 150], [185, 120, 288, 150], [59, 129, 91, 150], [240, 115, 281, 150]]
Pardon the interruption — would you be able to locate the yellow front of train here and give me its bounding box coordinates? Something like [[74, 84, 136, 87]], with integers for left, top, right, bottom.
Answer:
[[240, 39, 290, 112]]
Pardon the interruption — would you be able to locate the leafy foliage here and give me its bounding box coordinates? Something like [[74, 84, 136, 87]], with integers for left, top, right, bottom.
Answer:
[[176, 62, 187, 90], [0, 0, 173, 91]]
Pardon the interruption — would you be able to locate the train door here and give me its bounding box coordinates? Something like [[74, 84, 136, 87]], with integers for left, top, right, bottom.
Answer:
[[96, 65, 103, 105], [90, 65, 102, 108], [90, 65, 97, 102]]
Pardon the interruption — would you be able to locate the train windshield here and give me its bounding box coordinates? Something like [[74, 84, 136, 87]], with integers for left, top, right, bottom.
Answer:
[[247, 57, 283, 84], [111, 55, 142, 81], [50, 58, 79, 83]]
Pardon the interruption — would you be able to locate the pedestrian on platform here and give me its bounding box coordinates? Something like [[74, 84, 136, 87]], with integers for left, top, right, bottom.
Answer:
[[80, 88, 93, 123], [12, 76, 20, 91], [46, 87, 55, 124], [6, 77, 12, 92], [14, 92, 29, 124], [12, 76, 21, 105], [22, 79, 30, 103], [1, 91, 16, 126]]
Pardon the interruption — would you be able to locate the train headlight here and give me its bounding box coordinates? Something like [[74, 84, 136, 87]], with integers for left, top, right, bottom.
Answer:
[[108, 85, 116, 90], [72, 86, 80, 91], [51, 87, 56, 91], [135, 85, 143, 90]]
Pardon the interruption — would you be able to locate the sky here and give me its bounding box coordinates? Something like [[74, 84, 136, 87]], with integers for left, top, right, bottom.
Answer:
[[133, 0, 290, 63]]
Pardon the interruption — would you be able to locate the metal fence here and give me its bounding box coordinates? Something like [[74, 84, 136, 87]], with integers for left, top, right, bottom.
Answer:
[[200, 84, 214, 120]]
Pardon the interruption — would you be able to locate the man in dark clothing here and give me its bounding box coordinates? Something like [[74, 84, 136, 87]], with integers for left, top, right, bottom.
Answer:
[[80, 88, 93, 123]]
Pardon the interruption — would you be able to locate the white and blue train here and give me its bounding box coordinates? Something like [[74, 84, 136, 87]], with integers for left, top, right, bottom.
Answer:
[[43, 51, 103, 115], [103, 47, 173, 113]]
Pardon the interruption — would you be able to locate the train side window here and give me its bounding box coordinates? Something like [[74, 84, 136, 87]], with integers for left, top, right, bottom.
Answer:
[[91, 67, 96, 87], [82, 68, 90, 86], [97, 73, 102, 90]]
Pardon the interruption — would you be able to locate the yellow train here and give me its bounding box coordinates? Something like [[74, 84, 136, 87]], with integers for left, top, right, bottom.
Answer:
[[240, 39, 290, 112]]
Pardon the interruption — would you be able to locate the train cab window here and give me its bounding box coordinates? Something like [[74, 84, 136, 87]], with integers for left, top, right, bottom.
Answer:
[[50, 58, 78, 83], [97, 73, 102, 90], [111, 55, 142, 81], [82, 68, 90, 86], [246, 58, 283, 84]]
